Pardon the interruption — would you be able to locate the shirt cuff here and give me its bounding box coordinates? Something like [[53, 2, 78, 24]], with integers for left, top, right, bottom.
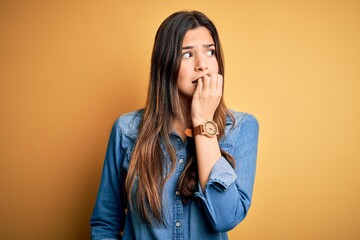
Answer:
[[196, 157, 237, 195]]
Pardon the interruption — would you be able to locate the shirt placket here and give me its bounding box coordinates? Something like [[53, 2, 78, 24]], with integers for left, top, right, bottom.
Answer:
[[173, 137, 186, 240]]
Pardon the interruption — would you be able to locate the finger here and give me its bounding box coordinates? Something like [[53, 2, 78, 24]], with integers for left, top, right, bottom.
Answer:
[[203, 74, 210, 90], [209, 73, 217, 91], [216, 74, 223, 91], [194, 77, 203, 96]]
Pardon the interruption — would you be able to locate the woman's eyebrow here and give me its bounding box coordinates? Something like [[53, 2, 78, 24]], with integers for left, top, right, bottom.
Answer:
[[203, 43, 215, 48], [182, 45, 194, 50], [181, 43, 215, 50]]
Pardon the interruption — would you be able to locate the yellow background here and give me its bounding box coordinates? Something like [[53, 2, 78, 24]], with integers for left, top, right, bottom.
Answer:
[[1, 1, 359, 239]]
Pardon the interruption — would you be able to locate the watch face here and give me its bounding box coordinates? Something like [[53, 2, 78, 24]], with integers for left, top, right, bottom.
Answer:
[[204, 121, 218, 136]]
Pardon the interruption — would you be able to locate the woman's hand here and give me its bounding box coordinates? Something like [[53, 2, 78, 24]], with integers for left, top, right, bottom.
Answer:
[[191, 73, 223, 126], [191, 73, 223, 191]]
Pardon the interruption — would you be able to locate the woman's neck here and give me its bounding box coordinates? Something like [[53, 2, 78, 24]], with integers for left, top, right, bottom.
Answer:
[[173, 97, 192, 141], [173, 119, 191, 142]]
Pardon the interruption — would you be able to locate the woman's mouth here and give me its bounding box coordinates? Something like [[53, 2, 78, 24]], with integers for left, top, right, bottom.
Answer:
[[192, 77, 202, 84]]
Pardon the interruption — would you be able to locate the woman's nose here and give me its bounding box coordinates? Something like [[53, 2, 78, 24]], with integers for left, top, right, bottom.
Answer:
[[195, 56, 208, 72]]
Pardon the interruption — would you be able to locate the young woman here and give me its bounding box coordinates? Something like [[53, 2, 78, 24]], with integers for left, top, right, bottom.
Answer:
[[90, 10, 259, 240]]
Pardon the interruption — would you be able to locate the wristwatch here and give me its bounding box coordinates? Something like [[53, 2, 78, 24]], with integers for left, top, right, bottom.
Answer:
[[193, 120, 219, 138]]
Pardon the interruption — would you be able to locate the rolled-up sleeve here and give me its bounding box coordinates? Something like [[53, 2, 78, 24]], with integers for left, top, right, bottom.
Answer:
[[194, 114, 259, 232], [90, 119, 125, 240]]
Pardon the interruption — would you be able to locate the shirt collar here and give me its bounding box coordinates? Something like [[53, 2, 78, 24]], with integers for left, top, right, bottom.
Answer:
[[226, 112, 233, 126]]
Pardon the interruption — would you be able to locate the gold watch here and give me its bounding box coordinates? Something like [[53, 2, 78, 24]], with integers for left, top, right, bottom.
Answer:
[[193, 120, 219, 138]]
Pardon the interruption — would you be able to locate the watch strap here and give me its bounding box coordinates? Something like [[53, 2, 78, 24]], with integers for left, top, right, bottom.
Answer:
[[193, 125, 203, 137]]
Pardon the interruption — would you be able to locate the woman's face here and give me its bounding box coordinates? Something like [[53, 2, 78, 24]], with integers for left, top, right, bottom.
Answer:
[[177, 26, 219, 99]]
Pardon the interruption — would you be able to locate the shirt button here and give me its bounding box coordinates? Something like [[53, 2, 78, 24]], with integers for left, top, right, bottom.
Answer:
[[175, 221, 181, 227], [177, 138, 181, 142], [175, 191, 180, 195], [179, 158, 184, 164]]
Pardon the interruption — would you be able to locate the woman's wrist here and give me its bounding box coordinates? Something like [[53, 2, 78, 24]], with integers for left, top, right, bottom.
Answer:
[[192, 120, 203, 127], [192, 117, 213, 127]]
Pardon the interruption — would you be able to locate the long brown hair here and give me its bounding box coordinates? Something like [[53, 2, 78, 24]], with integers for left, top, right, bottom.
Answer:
[[125, 10, 235, 225]]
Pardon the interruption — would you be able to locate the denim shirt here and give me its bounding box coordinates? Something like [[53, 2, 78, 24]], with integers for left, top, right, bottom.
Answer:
[[90, 109, 259, 240]]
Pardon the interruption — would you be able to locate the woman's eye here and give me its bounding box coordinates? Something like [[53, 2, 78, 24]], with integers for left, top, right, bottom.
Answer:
[[182, 52, 192, 59], [207, 49, 215, 56]]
